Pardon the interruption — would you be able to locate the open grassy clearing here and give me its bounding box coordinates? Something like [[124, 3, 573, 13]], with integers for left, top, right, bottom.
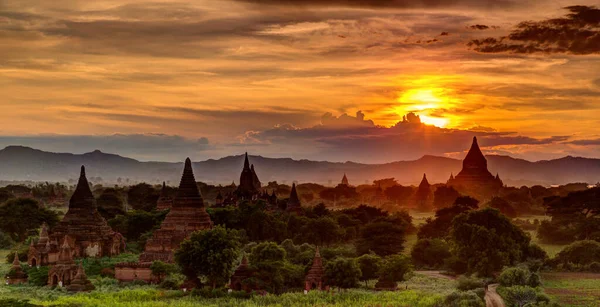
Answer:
[[541, 272, 600, 307]]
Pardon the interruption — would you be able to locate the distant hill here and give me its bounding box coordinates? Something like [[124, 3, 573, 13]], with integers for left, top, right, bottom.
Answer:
[[0, 146, 598, 186]]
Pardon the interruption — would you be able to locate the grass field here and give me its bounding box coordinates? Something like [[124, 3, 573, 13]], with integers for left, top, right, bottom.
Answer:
[[541, 272, 600, 307], [0, 257, 456, 307]]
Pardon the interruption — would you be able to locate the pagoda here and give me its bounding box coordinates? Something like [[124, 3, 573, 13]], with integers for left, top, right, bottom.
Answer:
[[28, 166, 124, 266], [115, 158, 213, 282], [156, 182, 173, 211], [341, 173, 349, 186], [447, 137, 503, 196], [5, 252, 27, 285], [48, 236, 78, 287], [236, 153, 262, 200], [305, 247, 325, 291], [286, 183, 302, 213], [66, 265, 95, 292], [230, 255, 253, 292], [415, 173, 432, 210]]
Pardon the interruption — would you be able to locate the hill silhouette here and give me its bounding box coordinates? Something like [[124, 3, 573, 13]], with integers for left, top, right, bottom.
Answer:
[[0, 146, 598, 186]]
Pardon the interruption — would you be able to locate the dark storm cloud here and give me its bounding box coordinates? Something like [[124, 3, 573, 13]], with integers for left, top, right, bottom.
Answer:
[[469, 6, 600, 54], [469, 24, 489, 30], [234, 0, 517, 9]]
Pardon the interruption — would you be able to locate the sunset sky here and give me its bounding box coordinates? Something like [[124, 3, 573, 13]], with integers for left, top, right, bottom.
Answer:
[[1, 0, 599, 162]]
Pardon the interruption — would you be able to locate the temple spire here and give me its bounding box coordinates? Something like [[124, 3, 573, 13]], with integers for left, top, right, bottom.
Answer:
[[175, 158, 202, 201], [12, 251, 20, 266], [69, 165, 95, 209], [243, 152, 250, 170]]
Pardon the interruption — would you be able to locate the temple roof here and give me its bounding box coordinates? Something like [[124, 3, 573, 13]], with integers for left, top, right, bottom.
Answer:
[[175, 158, 202, 201], [418, 173, 430, 189], [12, 251, 20, 266], [306, 247, 324, 279], [341, 173, 349, 185], [69, 166, 95, 209], [463, 137, 488, 169], [243, 152, 250, 170], [288, 183, 300, 208]]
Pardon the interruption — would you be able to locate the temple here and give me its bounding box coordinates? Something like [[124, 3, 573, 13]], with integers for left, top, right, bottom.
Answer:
[[341, 174, 349, 186], [115, 158, 213, 282], [415, 173, 431, 210], [48, 236, 79, 287], [28, 166, 125, 267], [447, 137, 503, 197], [286, 183, 302, 213], [5, 252, 27, 285], [229, 255, 253, 292], [305, 247, 326, 291], [236, 153, 262, 200], [66, 265, 95, 292], [156, 182, 173, 211]]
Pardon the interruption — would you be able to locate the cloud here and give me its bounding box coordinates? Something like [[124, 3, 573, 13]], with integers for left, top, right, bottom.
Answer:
[[569, 138, 600, 146], [234, 0, 517, 9], [468, 5, 600, 54], [238, 111, 571, 163], [470, 24, 490, 30]]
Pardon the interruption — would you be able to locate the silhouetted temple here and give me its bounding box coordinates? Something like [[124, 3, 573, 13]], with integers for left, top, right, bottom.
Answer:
[[341, 173, 349, 186], [28, 166, 125, 267], [415, 173, 431, 210], [115, 158, 213, 282], [305, 247, 325, 291], [286, 183, 302, 213], [156, 182, 173, 211], [236, 153, 262, 200], [447, 137, 503, 196]]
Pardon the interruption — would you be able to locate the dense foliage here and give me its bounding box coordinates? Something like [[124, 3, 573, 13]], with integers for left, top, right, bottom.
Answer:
[[0, 198, 59, 242]]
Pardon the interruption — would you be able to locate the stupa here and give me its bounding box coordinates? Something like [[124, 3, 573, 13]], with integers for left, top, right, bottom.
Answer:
[[230, 255, 253, 292], [115, 158, 213, 282], [156, 182, 173, 211], [447, 137, 503, 196], [286, 183, 302, 213], [304, 247, 325, 291], [5, 252, 28, 285], [66, 265, 95, 292]]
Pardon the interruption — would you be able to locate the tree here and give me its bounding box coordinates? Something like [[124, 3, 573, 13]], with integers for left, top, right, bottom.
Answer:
[[356, 221, 406, 256], [357, 253, 382, 286], [384, 185, 414, 205], [324, 258, 361, 290], [150, 261, 178, 283], [451, 208, 531, 276], [301, 217, 343, 246], [108, 210, 167, 241], [538, 187, 600, 244], [433, 185, 460, 209], [0, 198, 59, 242], [418, 196, 479, 239], [249, 242, 287, 293], [175, 226, 241, 288], [379, 254, 412, 284], [486, 197, 517, 218], [553, 240, 600, 266], [498, 267, 541, 288], [127, 183, 160, 211], [97, 188, 125, 220], [410, 238, 451, 268]]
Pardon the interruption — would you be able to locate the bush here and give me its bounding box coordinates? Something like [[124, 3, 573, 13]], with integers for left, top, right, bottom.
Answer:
[[0, 299, 37, 307], [191, 287, 228, 298], [497, 286, 558, 307], [159, 273, 185, 290], [5, 248, 28, 264], [456, 275, 484, 291], [587, 262, 600, 273], [441, 290, 485, 307], [498, 267, 541, 288], [0, 230, 15, 249], [25, 266, 49, 286], [411, 238, 451, 269]]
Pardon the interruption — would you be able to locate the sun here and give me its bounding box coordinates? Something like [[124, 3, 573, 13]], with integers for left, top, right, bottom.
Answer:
[[396, 88, 451, 127]]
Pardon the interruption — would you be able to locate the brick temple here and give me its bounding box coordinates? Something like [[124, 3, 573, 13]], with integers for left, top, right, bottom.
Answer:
[[115, 158, 213, 282], [447, 137, 503, 196]]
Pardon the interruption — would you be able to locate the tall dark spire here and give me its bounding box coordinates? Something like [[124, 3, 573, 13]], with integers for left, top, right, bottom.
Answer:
[[243, 152, 250, 170], [69, 165, 95, 209], [175, 158, 202, 201], [287, 183, 301, 210], [463, 136, 487, 170], [419, 173, 430, 188]]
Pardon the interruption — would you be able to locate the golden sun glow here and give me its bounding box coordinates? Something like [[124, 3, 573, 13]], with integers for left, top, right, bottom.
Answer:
[[395, 87, 453, 128]]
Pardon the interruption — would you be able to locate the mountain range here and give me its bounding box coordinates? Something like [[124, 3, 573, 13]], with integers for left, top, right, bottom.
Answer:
[[0, 146, 598, 187]]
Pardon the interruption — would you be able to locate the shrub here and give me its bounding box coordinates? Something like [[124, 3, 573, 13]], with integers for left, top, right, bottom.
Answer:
[[0, 299, 37, 307], [0, 230, 15, 249], [498, 267, 541, 288], [25, 266, 49, 286], [457, 275, 484, 291], [497, 286, 558, 307], [441, 290, 485, 307], [5, 248, 28, 264], [191, 287, 228, 298], [587, 262, 600, 273], [159, 273, 185, 290]]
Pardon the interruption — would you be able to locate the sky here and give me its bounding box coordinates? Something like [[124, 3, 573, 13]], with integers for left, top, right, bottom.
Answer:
[[1, 0, 599, 162]]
